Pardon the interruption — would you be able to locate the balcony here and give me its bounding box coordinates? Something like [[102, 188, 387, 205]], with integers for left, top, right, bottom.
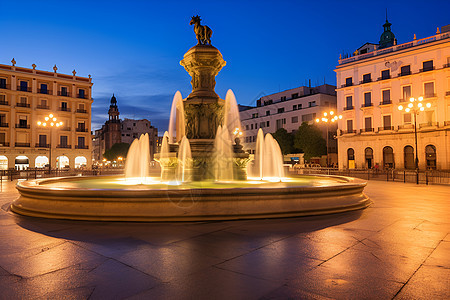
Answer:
[[378, 75, 391, 81], [0, 84, 10, 90], [360, 128, 374, 133], [444, 121, 450, 126], [360, 79, 372, 84], [0, 123, 9, 127], [0, 142, 10, 147], [379, 100, 392, 105], [61, 127, 71, 131], [57, 144, 71, 149], [58, 107, 71, 112], [36, 105, 50, 109], [15, 124, 30, 129], [398, 124, 414, 130], [35, 143, 50, 148], [341, 130, 356, 135], [58, 91, 71, 97], [419, 122, 438, 128], [361, 103, 373, 108], [77, 94, 86, 99], [378, 126, 394, 131], [446, 91, 450, 96], [76, 127, 88, 132], [38, 89, 52, 95], [15, 142, 30, 147], [76, 109, 87, 113], [17, 86, 32, 92], [75, 145, 88, 149], [16, 103, 30, 108], [0, 100, 8, 105], [398, 71, 411, 77], [424, 93, 437, 98], [340, 83, 353, 88], [343, 105, 354, 111], [419, 67, 435, 72], [444, 63, 450, 68]]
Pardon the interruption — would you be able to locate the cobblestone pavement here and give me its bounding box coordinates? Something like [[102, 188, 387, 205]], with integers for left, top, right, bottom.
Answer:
[[0, 179, 449, 299]]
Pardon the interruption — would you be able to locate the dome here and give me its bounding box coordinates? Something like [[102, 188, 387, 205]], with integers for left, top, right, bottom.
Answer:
[[379, 19, 396, 49]]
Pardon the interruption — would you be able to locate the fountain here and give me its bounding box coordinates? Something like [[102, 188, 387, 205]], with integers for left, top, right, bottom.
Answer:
[[10, 16, 371, 221]]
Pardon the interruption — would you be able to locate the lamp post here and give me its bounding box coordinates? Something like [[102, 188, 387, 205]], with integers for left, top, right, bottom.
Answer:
[[37, 113, 63, 174], [398, 96, 431, 184], [316, 111, 342, 167]]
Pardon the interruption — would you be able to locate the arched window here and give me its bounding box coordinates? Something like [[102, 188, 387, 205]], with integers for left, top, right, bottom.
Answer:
[[425, 145, 436, 170], [347, 148, 355, 169], [0, 155, 8, 170], [75, 156, 87, 168], [15, 155, 29, 170], [365, 147, 373, 169], [403, 146, 414, 170], [383, 146, 394, 169], [56, 156, 70, 169], [35, 156, 49, 168]]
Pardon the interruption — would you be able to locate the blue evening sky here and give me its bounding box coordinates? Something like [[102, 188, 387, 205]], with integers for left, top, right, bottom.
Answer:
[[1, 0, 449, 132]]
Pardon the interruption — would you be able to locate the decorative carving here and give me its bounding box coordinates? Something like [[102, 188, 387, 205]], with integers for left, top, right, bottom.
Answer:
[[11, 58, 16, 66], [190, 15, 212, 45], [32, 64, 36, 70], [53, 64, 58, 72]]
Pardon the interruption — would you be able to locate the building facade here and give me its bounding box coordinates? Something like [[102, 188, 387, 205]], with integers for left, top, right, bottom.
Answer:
[[239, 84, 337, 155], [335, 23, 450, 170], [0, 61, 93, 170], [92, 95, 158, 162]]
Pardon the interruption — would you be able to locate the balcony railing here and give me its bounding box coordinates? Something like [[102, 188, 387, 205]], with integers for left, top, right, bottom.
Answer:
[[58, 91, 71, 97], [340, 83, 353, 88], [446, 91, 450, 96], [76, 127, 88, 132], [75, 145, 88, 149], [360, 128, 374, 133], [378, 126, 394, 131], [15, 142, 30, 147], [378, 75, 391, 81], [444, 63, 450, 68], [57, 144, 71, 149], [419, 67, 435, 72], [360, 79, 372, 84], [58, 107, 71, 112], [0, 100, 8, 105], [16, 103, 30, 108], [38, 89, 52, 94], [0, 84, 10, 89], [444, 121, 450, 126], [36, 105, 50, 109], [361, 103, 373, 108], [17, 86, 32, 92], [398, 71, 411, 77], [76, 109, 87, 113], [0, 123, 9, 127], [398, 124, 414, 130], [77, 94, 86, 99], [379, 100, 392, 105], [424, 93, 437, 98], [15, 124, 30, 129], [341, 130, 356, 135], [35, 143, 50, 148], [419, 122, 438, 128], [0, 142, 10, 147], [343, 105, 354, 111]]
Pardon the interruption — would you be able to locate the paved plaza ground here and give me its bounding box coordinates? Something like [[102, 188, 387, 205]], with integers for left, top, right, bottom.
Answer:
[[0, 179, 449, 299]]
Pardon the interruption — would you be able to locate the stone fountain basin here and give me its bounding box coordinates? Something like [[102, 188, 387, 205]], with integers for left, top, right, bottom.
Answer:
[[11, 175, 371, 222]]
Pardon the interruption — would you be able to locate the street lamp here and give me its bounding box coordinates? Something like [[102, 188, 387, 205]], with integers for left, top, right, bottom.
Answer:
[[315, 111, 342, 167], [398, 96, 431, 184], [37, 113, 63, 174]]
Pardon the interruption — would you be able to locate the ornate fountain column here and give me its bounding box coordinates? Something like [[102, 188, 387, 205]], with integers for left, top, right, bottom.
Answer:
[[180, 45, 226, 139]]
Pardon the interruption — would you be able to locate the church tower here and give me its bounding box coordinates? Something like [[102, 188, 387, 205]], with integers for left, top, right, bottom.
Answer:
[[378, 16, 396, 49], [102, 94, 122, 152]]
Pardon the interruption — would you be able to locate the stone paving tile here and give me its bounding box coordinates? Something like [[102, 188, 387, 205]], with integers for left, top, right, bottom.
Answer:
[[423, 240, 450, 268], [127, 266, 281, 300], [395, 264, 450, 299]]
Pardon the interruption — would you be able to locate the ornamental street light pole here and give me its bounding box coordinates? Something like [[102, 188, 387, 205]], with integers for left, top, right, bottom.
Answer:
[[37, 114, 63, 174], [398, 96, 431, 184], [316, 111, 342, 167]]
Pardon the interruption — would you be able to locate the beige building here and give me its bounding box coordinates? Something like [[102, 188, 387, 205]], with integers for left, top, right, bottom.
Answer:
[[240, 84, 337, 156], [335, 22, 450, 170], [121, 118, 158, 160], [0, 60, 93, 170]]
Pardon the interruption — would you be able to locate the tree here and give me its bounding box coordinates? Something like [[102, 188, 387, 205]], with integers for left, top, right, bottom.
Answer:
[[103, 143, 130, 161], [294, 122, 326, 161], [272, 128, 294, 154]]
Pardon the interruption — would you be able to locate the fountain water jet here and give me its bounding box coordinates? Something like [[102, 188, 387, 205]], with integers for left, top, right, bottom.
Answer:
[[213, 125, 234, 181], [253, 129, 284, 181], [223, 89, 242, 139], [176, 136, 192, 182], [125, 133, 150, 183], [168, 91, 185, 143]]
